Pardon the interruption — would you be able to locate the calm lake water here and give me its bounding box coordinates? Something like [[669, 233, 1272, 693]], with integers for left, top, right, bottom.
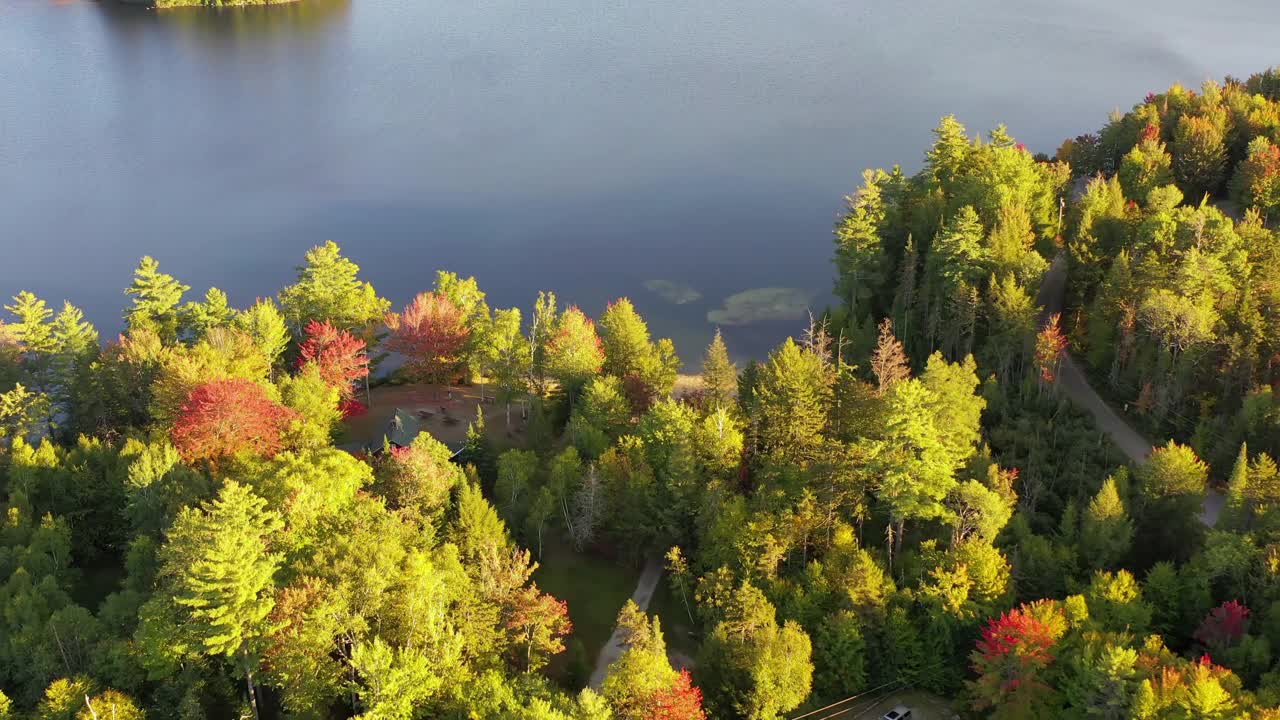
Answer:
[[1, 0, 1277, 363]]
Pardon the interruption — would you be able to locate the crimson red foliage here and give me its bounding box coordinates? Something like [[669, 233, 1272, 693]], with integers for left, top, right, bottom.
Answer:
[[171, 378, 297, 464], [385, 292, 471, 384], [976, 608, 1060, 666], [645, 670, 708, 720], [339, 398, 368, 419], [1194, 600, 1250, 650], [297, 320, 368, 400]]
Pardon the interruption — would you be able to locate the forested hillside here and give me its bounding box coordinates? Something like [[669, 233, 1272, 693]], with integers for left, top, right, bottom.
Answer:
[[2, 68, 1280, 720]]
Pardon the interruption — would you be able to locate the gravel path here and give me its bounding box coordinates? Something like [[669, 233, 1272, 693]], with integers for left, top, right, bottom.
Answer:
[[588, 557, 664, 688], [1037, 254, 1222, 527]]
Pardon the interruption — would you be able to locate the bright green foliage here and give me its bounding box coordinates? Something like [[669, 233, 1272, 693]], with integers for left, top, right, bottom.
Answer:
[[1057, 638, 1141, 719], [35, 677, 97, 720], [234, 299, 291, 368], [599, 298, 653, 380], [530, 291, 559, 392], [926, 115, 973, 190], [349, 637, 439, 720], [753, 338, 830, 464], [873, 378, 959, 529], [600, 601, 680, 719], [928, 206, 989, 297], [6, 291, 56, 355], [692, 406, 745, 477], [948, 477, 1014, 545], [919, 352, 985, 463], [0, 383, 50, 445], [1221, 443, 1252, 532], [179, 287, 236, 342], [277, 366, 341, 450], [1137, 442, 1208, 564], [702, 329, 737, 408], [77, 690, 144, 720], [278, 241, 389, 332], [833, 169, 890, 319], [567, 376, 632, 459], [1084, 570, 1151, 634], [147, 481, 283, 673], [124, 257, 189, 343], [544, 307, 604, 400], [0, 690, 10, 720], [48, 302, 98, 406], [981, 274, 1036, 382], [697, 585, 812, 720], [1079, 475, 1134, 571], [987, 203, 1047, 287], [1118, 135, 1173, 204], [597, 297, 680, 406], [485, 307, 531, 411]]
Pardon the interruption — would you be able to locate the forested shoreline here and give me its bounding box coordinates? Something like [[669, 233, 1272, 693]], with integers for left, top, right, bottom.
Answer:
[[2, 68, 1280, 720]]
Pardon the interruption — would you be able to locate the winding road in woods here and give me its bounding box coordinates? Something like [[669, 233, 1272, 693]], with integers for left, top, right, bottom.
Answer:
[[1037, 253, 1224, 527], [589, 557, 664, 688], [587, 252, 1224, 690]]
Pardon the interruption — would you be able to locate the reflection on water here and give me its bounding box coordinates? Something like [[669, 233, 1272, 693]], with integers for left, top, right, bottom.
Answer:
[[2, 0, 1278, 364], [95, 0, 351, 40]]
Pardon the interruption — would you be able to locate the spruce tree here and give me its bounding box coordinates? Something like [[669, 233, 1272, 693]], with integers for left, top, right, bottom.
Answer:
[[1221, 442, 1251, 531], [701, 329, 737, 408]]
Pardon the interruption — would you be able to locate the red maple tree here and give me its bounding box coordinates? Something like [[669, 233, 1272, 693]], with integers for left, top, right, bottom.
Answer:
[[296, 320, 368, 400], [171, 378, 297, 465], [645, 670, 707, 720], [969, 600, 1066, 713], [385, 292, 471, 384], [1194, 600, 1251, 650]]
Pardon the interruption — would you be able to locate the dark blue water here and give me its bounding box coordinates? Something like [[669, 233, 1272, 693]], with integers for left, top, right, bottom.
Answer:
[[2, 0, 1276, 362]]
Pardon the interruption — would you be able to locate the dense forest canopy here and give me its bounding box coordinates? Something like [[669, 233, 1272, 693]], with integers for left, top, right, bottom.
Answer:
[[2, 67, 1280, 720]]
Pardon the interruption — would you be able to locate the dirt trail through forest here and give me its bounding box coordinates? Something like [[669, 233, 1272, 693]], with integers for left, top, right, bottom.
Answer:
[[1037, 254, 1223, 526], [588, 557, 664, 688]]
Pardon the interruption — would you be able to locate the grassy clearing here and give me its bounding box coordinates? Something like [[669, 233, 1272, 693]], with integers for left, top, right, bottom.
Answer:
[[533, 537, 642, 665]]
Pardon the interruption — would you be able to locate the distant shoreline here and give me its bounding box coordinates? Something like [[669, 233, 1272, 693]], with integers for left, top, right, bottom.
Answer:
[[126, 0, 306, 9]]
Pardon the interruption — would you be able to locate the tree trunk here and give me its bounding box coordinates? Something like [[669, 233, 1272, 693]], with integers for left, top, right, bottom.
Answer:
[[244, 654, 261, 720]]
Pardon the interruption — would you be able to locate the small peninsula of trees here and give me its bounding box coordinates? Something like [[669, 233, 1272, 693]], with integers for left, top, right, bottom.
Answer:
[[3, 67, 1280, 720]]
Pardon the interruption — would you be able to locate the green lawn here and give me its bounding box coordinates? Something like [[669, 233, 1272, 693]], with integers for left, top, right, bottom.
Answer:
[[533, 537, 642, 666]]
